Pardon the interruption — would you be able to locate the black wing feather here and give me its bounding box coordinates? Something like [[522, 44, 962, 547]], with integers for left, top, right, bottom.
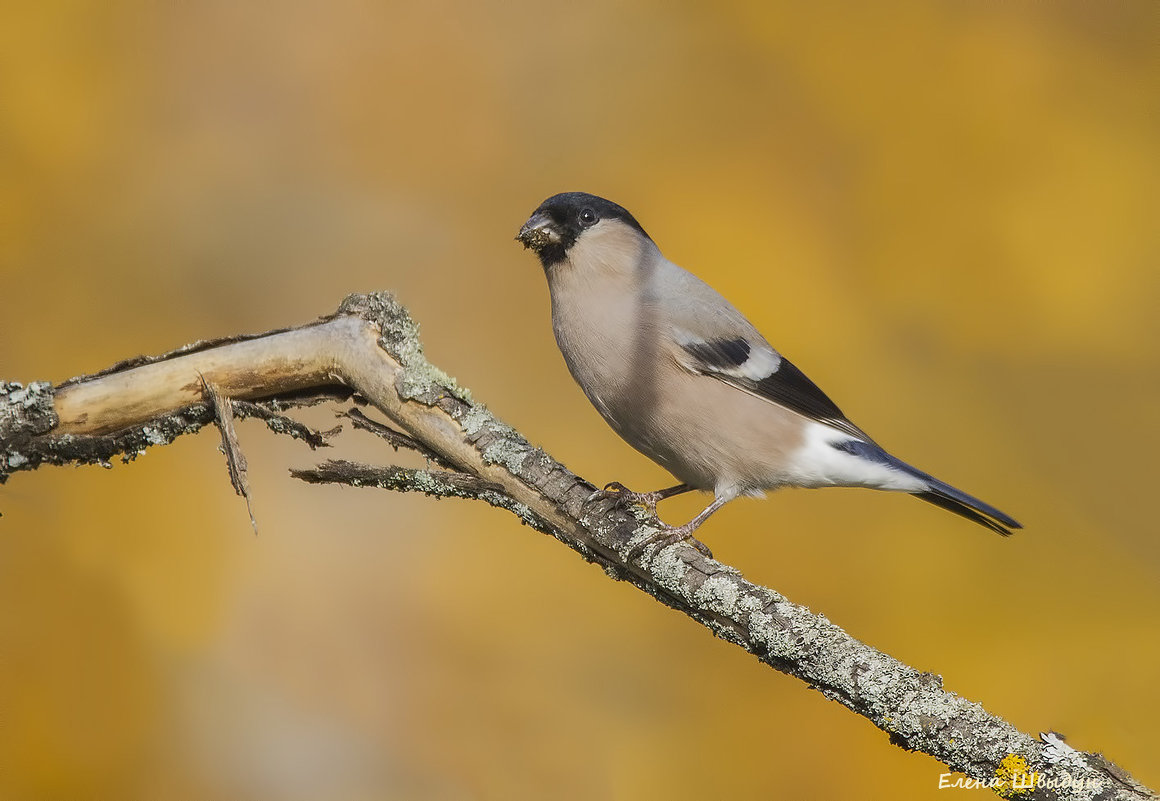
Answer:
[[750, 357, 845, 426], [682, 338, 751, 369], [680, 341, 872, 442]]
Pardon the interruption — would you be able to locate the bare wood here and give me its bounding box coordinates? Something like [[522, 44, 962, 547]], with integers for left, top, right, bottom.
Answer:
[[0, 293, 1152, 801], [51, 321, 355, 436], [202, 378, 257, 533]]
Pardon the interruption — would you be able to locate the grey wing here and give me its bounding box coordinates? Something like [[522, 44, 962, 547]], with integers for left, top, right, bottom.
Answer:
[[653, 261, 873, 443], [679, 337, 873, 443]]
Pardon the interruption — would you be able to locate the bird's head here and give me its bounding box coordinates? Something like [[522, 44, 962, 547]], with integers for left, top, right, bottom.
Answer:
[[516, 192, 650, 270]]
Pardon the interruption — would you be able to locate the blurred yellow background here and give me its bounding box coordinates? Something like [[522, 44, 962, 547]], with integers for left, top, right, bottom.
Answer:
[[2, 1, 1157, 798]]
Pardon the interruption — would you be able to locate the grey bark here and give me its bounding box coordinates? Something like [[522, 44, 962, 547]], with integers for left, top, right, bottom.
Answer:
[[0, 293, 1153, 801]]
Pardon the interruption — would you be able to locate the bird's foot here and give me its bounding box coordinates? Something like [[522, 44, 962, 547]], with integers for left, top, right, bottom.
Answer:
[[625, 520, 713, 561], [588, 481, 666, 515], [585, 481, 712, 560], [588, 481, 692, 515]]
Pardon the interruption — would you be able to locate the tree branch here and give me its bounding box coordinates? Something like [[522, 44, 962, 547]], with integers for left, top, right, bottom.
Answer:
[[0, 293, 1152, 801]]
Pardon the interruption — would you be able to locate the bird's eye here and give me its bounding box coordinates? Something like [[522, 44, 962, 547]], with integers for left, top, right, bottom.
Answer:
[[579, 208, 598, 227]]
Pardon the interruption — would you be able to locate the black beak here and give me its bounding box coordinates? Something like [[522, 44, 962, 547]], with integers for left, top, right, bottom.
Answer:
[[516, 211, 559, 252]]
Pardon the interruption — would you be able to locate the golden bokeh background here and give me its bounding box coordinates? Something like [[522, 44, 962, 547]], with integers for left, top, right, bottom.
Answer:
[[2, 2, 1157, 798]]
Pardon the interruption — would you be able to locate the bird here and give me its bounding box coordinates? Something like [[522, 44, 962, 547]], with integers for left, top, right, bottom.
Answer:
[[515, 191, 1021, 551]]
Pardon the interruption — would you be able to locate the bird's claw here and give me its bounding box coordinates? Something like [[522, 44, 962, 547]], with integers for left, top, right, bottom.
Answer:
[[584, 481, 713, 560], [588, 481, 662, 514], [625, 525, 713, 561]]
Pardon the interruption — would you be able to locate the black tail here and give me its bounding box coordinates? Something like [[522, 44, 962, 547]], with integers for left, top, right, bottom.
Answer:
[[831, 439, 1022, 536], [914, 489, 1020, 537]]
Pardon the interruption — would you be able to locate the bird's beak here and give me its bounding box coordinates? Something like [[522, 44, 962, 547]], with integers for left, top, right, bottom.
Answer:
[[516, 211, 559, 252]]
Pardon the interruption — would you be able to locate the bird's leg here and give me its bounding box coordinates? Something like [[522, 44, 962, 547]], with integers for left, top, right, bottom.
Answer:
[[586, 482, 715, 558], [589, 482, 693, 515], [625, 494, 730, 560]]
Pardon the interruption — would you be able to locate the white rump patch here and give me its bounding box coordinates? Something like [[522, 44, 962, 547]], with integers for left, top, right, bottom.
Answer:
[[786, 423, 927, 492]]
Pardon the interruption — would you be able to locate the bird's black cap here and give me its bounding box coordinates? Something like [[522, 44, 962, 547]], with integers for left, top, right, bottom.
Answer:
[[517, 192, 649, 267]]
